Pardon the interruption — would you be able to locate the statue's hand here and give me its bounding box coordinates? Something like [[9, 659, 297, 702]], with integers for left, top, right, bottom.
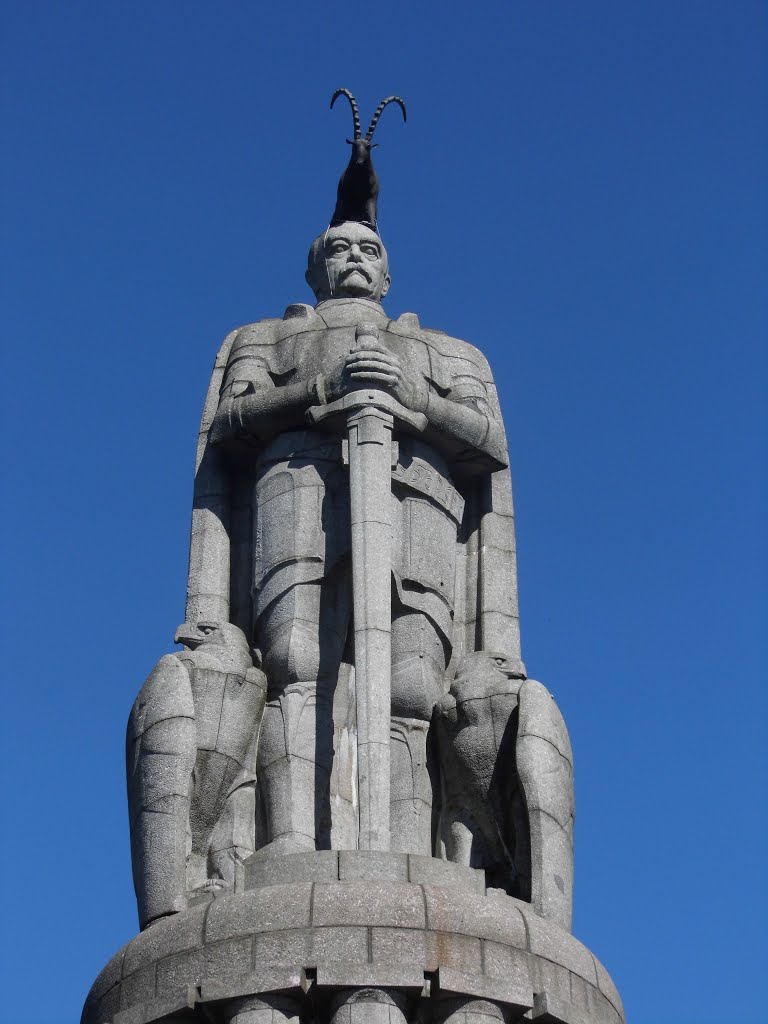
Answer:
[[342, 342, 427, 412]]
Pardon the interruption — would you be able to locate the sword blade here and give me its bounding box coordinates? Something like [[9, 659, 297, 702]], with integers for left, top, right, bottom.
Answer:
[[347, 404, 394, 851]]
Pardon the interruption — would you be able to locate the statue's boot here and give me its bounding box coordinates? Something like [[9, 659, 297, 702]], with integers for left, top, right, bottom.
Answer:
[[255, 683, 333, 855], [126, 654, 196, 928]]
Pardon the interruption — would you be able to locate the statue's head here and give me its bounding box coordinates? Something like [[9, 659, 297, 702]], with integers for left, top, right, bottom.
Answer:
[[306, 221, 391, 303]]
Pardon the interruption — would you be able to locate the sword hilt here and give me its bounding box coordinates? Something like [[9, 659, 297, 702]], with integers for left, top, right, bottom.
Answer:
[[307, 388, 427, 432], [307, 323, 428, 433]]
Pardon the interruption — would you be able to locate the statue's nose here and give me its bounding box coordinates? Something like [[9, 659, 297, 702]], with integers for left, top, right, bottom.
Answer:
[[348, 245, 363, 261]]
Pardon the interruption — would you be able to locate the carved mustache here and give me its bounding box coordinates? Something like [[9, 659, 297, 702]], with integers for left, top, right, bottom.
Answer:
[[340, 265, 372, 282]]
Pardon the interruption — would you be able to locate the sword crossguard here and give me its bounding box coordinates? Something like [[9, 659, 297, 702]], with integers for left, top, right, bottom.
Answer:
[[307, 388, 428, 433]]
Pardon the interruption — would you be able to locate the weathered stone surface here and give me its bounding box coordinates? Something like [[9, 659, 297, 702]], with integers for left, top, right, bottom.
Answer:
[[518, 905, 597, 986], [87, 946, 127, 1003], [82, 876, 625, 1024], [120, 964, 157, 1008], [246, 851, 340, 888], [221, 992, 303, 1024], [423, 887, 527, 946], [205, 883, 313, 942], [370, 926, 482, 973], [318, 964, 426, 989], [328, 987, 410, 1024], [200, 969, 305, 1005], [437, 968, 532, 1013], [112, 989, 196, 1024], [256, 925, 369, 966], [407, 855, 485, 894], [123, 903, 207, 976], [312, 880, 426, 929], [339, 849, 408, 882], [434, 997, 510, 1024], [156, 935, 253, 995]]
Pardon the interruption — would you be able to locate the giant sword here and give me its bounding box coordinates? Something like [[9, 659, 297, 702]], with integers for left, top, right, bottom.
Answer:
[[308, 322, 427, 850]]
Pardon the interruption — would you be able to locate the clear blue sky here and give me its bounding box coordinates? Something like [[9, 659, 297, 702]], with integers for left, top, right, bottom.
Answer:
[[1, 3, 766, 1022]]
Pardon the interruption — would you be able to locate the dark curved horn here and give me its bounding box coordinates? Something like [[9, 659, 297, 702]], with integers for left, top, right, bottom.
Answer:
[[365, 95, 407, 141], [330, 88, 361, 140]]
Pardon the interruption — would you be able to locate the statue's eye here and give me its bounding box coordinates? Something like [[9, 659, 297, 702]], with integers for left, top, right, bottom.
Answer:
[[361, 245, 379, 257], [494, 657, 505, 666]]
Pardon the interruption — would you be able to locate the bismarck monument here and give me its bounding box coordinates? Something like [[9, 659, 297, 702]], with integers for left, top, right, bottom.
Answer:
[[83, 91, 625, 1024]]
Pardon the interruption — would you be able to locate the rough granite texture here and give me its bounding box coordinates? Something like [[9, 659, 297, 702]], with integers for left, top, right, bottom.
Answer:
[[83, 855, 624, 1024]]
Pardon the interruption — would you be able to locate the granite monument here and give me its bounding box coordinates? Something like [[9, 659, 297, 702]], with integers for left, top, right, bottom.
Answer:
[[83, 90, 625, 1024]]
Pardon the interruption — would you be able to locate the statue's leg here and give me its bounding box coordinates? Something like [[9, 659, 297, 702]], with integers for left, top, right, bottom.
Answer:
[[255, 576, 350, 855], [390, 610, 447, 855]]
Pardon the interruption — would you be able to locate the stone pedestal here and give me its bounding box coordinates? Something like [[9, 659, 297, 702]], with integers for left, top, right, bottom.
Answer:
[[82, 852, 624, 1024]]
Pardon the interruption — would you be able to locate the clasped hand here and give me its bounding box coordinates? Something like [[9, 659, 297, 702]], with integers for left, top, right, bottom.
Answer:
[[325, 341, 426, 412]]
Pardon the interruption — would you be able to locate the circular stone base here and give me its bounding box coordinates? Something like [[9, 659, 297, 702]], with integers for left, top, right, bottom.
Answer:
[[82, 853, 624, 1024]]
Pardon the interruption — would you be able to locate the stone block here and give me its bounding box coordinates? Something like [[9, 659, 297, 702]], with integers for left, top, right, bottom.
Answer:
[[407, 855, 485, 894], [527, 956, 571, 1005], [88, 946, 127, 1003], [481, 941, 531, 990], [254, 925, 368, 966], [582, 982, 620, 1024], [123, 904, 207, 976], [437, 967, 533, 1013], [315, 962, 425, 990], [568, 973, 589, 1015], [423, 887, 527, 946], [156, 936, 253, 997], [83, 983, 121, 1024], [312, 881, 426, 929], [371, 926, 482, 973], [518, 908, 597, 985], [120, 964, 156, 1008], [338, 850, 408, 882], [112, 989, 196, 1024], [529, 990, 578, 1024], [206, 883, 313, 942], [154, 945, 206, 998], [199, 967, 306, 1004], [245, 851, 339, 889], [205, 935, 256, 982]]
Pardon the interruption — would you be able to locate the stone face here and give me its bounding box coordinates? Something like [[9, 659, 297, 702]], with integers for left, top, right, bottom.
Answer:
[[84, 153, 624, 1024]]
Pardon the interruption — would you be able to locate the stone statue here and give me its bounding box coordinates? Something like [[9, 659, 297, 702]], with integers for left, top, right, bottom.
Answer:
[[87, 90, 625, 1024], [127, 620, 266, 928], [188, 214, 526, 861], [436, 652, 574, 929]]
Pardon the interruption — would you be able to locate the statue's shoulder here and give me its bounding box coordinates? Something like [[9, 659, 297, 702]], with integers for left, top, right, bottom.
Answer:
[[388, 311, 494, 385], [209, 305, 322, 376], [224, 304, 327, 355]]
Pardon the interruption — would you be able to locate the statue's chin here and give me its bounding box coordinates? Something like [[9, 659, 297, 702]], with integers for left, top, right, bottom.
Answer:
[[336, 287, 377, 300], [331, 275, 378, 300]]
